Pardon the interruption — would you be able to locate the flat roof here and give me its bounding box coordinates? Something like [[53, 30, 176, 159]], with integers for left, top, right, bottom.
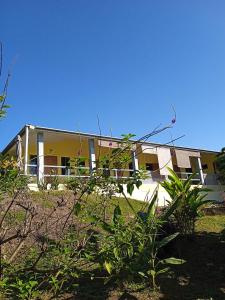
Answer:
[[1, 124, 219, 155]]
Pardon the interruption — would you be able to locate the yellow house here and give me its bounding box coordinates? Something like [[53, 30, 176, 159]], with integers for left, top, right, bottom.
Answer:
[[2, 124, 224, 204]]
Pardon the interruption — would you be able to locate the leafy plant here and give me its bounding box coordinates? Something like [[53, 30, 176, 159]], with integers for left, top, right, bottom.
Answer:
[[9, 278, 39, 300], [0, 155, 28, 196], [160, 167, 212, 234], [93, 189, 185, 290], [70, 156, 88, 176]]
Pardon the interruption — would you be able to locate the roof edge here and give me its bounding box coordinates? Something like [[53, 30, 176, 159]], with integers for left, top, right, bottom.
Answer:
[[1, 124, 219, 155], [1, 124, 28, 155]]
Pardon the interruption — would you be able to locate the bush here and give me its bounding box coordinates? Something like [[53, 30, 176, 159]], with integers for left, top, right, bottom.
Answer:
[[160, 168, 212, 235]]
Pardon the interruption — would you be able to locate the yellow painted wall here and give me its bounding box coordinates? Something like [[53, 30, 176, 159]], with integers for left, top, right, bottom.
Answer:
[[28, 137, 90, 175], [200, 153, 216, 173], [138, 153, 158, 169]]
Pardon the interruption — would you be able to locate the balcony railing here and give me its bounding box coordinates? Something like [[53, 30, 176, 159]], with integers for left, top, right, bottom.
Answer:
[[26, 164, 218, 185], [27, 165, 135, 179], [176, 172, 202, 183]]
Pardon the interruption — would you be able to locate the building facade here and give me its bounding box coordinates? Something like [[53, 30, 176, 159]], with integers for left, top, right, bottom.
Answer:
[[2, 124, 224, 205]]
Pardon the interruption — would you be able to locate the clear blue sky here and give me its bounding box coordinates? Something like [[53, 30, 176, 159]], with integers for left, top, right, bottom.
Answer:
[[1, 0, 225, 151]]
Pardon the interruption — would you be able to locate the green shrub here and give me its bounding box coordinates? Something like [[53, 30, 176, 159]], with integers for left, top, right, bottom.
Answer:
[[160, 168, 212, 234]]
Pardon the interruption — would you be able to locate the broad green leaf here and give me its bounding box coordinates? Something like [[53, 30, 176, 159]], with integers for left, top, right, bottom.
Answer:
[[138, 271, 147, 278], [156, 267, 170, 275], [127, 183, 134, 196], [157, 232, 179, 249], [160, 196, 180, 221], [104, 261, 113, 274], [147, 186, 158, 219], [113, 247, 119, 260], [162, 257, 186, 265]]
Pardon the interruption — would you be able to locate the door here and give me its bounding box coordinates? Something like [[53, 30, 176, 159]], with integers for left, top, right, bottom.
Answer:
[[44, 156, 58, 175]]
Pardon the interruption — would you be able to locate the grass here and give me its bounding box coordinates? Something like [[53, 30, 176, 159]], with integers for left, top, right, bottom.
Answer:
[[195, 215, 225, 233]]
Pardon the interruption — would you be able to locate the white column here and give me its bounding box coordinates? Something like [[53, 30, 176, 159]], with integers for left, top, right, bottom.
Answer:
[[88, 139, 96, 172], [132, 150, 139, 171], [24, 125, 29, 175], [197, 157, 205, 185], [37, 132, 44, 185]]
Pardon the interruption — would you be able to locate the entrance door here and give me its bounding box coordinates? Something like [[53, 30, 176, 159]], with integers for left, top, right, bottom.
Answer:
[[44, 156, 58, 175]]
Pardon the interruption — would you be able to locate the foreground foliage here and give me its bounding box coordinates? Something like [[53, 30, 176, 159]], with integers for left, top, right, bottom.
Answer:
[[1, 132, 219, 299], [160, 168, 212, 234], [0, 135, 187, 299], [215, 147, 225, 185]]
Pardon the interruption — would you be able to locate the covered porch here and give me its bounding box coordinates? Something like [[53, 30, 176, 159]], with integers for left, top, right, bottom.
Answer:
[[5, 125, 219, 187]]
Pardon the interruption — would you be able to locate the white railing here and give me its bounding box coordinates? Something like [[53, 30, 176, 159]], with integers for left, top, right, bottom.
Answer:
[[26, 164, 135, 179], [175, 172, 202, 182], [27, 164, 38, 177], [44, 165, 90, 178], [26, 164, 219, 185], [174, 172, 219, 184], [98, 168, 134, 179]]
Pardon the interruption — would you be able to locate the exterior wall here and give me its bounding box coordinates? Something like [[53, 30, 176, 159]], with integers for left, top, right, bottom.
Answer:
[[120, 181, 225, 205], [200, 152, 216, 174], [95, 145, 135, 177], [28, 137, 90, 175], [27, 181, 225, 205], [138, 152, 159, 169]]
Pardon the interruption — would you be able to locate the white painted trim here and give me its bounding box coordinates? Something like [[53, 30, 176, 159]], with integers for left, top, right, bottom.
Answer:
[[88, 139, 96, 172], [197, 157, 205, 185], [132, 150, 139, 171], [24, 126, 29, 175], [37, 132, 44, 185]]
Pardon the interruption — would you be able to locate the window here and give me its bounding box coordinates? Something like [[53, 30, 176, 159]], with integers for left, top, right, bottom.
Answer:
[[146, 163, 154, 171], [129, 162, 134, 177], [202, 164, 208, 170], [29, 155, 37, 175], [61, 157, 70, 175]]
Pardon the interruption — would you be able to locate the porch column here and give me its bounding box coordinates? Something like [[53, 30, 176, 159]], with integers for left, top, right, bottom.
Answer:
[[37, 132, 44, 185], [24, 125, 29, 175], [88, 138, 96, 173], [131, 150, 139, 171], [197, 157, 205, 185]]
